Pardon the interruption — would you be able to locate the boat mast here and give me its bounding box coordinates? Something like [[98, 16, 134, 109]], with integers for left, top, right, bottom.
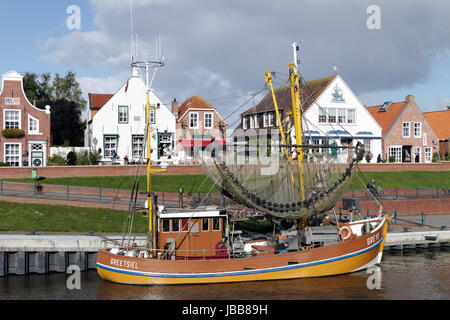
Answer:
[[289, 42, 306, 201]]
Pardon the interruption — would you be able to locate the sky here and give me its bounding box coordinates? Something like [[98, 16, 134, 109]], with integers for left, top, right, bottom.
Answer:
[[1, 0, 449, 127]]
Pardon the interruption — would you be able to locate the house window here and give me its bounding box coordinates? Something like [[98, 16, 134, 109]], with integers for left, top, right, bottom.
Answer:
[[4, 143, 20, 167], [172, 219, 180, 232], [4, 110, 20, 129], [347, 109, 356, 124], [363, 139, 371, 153], [28, 115, 39, 134], [250, 115, 255, 129], [202, 218, 209, 231], [118, 106, 128, 124], [243, 116, 248, 130], [213, 217, 220, 231], [424, 147, 432, 163], [318, 108, 327, 123], [204, 113, 213, 129], [423, 133, 427, 146], [403, 122, 410, 138], [388, 146, 402, 163], [190, 113, 199, 129], [132, 135, 144, 158], [253, 114, 259, 128], [338, 109, 346, 123], [267, 112, 274, 127], [328, 108, 336, 123], [414, 122, 422, 138], [414, 147, 421, 163], [162, 219, 170, 233], [104, 135, 118, 158]]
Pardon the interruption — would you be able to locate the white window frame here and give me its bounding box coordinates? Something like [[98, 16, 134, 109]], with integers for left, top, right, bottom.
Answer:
[[338, 109, 346, 124], [424, 147, 432, 163], [328, 108, 337, 123], [243, 116, 248, 130], [249, 115, 255, 129], [414, 122, 422, 138], [318, 108, 327, 123], [190, 112, 199, 129], [132, 135, 144, 159], [28, 115, 40, 135], [3, 109, 21, 130], [388, 146, 402, 163], [104, 135, 118, 158], [118, 105, 128, 124], [268, 112, 274, 127], [347, 109, 356, 124], [253, 114, 259, 128], [402, 122, 410, 138], [204, 112, 213, 129], [423, 133, 427, 146], [4, 143, 21, 167], [414, 147, 421, 163]]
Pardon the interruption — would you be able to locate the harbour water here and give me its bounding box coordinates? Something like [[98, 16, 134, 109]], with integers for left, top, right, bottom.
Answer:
[[0, 249, 448, 300]]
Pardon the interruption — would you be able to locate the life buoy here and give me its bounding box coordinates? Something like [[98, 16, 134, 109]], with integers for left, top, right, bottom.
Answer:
[[340, 225, 353, 241]]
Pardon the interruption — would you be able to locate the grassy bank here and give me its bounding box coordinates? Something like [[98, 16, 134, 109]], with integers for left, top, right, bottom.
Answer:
[[0, 201, 147, 233], [5, 174, 218, 193], [5, 171, 449, 192]]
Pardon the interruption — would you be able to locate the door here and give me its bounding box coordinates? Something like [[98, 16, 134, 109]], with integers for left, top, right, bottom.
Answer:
[[30, 143, 44, 167]]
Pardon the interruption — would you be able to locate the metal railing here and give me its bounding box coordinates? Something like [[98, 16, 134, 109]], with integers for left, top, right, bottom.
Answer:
[[0, 180, 448, 210]]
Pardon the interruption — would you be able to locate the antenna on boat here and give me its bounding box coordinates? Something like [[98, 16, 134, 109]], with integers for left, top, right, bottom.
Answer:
[[292, 41, 302, 70]]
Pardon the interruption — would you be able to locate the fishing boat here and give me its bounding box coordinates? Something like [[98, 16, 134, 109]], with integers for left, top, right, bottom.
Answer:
[[97, 43, 390, 285]]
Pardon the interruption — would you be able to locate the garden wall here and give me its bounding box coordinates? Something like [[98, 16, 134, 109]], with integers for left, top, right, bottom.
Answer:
[[0, 162, 448, 179]]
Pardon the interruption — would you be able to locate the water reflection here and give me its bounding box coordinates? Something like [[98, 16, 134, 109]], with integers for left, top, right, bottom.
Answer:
[[0, 249, 448, 300]]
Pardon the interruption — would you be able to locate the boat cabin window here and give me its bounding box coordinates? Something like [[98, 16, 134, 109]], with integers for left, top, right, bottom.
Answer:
[[202, 218, 209, 231], [213, 217, 220, 231], [172, 219, 180, 232], [162, 219, 170, 233]]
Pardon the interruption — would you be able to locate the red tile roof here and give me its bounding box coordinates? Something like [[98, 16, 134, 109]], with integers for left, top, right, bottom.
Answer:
[[89, 93, 114, 109], [88, 93, 114, 119], [177, 95, 216, 121], [366, 101, 408, 136], [423, 109, 450, 140]]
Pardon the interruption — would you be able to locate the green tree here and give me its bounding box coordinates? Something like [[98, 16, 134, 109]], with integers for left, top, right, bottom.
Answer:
[[23, 71, 87, 146]]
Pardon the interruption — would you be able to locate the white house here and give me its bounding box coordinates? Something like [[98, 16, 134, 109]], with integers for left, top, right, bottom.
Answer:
[[87, 67, 176, 164], [238, 74, 382, 163], [302, 74, 382, 163]]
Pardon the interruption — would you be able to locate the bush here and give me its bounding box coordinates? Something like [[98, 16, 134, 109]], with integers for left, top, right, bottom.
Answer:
[[0, 162, 11, 167], [388, 156, 396, 163], [47, 154, 68, 166], [75, 150, 101, 166]]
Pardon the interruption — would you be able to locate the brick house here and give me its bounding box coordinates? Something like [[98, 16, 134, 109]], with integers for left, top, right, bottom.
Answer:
[[172, 95, 227, 162], [366, 95, 439, 163], [423, 109, 450, 159], [0, 71, 51, 167]]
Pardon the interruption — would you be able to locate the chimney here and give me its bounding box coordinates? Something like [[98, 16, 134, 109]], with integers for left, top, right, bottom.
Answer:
[[172, 98, 179, 117], [405, 95, 415, 104]]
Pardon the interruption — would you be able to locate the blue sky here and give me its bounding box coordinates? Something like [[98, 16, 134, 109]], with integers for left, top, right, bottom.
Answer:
[[0, 0, 449, 124]]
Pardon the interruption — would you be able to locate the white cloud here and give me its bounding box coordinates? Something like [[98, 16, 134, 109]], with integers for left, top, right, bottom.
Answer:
[[39, 0, 450, 126]]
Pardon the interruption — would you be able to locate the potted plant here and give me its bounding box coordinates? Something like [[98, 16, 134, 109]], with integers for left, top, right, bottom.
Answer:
[[2, 128, 25, 138]]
